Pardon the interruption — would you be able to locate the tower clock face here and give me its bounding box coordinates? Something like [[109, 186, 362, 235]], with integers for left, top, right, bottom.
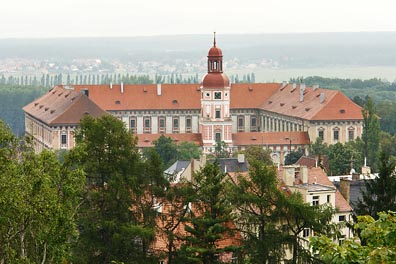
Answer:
[[214, 92, 221, 99]]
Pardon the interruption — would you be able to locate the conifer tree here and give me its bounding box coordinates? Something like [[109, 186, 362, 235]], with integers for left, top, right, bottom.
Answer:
[[176, 161, 237, 264], [356, 151, 396, 218]]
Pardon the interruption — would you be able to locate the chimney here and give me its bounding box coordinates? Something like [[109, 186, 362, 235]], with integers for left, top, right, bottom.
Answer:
[[283, 167, 295, 186], [301, 166, 308, 184], [121, 82, 124, 93], [110, 82, 113, 89], [319, 92, 325, 103], [339, 178, 351, 203], [237, 154, 245, 163], [299, 89, 304, 102], [157, 83, 162, 96], [313, 84, 319, 90]]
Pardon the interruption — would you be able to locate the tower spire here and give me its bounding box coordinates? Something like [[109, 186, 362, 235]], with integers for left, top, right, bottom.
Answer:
[[213, 32, 216, 47]]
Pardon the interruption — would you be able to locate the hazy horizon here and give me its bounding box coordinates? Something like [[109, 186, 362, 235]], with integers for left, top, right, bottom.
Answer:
[[2, 0, 396, 38]]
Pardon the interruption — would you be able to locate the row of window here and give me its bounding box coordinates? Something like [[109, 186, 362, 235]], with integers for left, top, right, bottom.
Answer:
[[237, 115, 258, 132], [130, 116, 192, 134], [318, 127, 355, 141]]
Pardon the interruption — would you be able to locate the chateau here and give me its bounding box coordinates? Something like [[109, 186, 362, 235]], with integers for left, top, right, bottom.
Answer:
[[23, 35, 363, 163]]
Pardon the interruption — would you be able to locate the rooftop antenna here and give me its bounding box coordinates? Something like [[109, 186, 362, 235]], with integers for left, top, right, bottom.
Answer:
[[213, 32, 216, 47]]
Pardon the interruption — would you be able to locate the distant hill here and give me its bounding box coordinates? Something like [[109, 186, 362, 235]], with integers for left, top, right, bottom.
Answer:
[[1, 32, 396, 67]]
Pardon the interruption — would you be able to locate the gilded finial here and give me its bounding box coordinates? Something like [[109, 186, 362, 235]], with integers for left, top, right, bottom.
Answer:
[[213, 32, 216, 47]]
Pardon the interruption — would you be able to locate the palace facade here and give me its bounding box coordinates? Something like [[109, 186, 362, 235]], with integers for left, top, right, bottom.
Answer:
[[23, 36, 363, 163]]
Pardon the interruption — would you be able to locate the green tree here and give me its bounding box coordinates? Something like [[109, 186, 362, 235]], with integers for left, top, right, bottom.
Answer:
[[213, 141, 230, 158], [355, 152, 396, 218], [177, 141, 201, 160], [152, 135, 178, 167], [69, 115, 159, 263], [227, 159, 286, 263], [239, 145, 273, 165], [362, 96, 380, 171], [279, 193, 336, 264], [284, 148, 304, 165], [176, 161, 236, 264], [0, 121, 84, 263], [311, 211, 396, 263]]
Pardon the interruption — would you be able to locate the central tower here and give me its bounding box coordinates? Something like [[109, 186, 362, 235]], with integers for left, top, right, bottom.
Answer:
[[200, 33, 233, 154]]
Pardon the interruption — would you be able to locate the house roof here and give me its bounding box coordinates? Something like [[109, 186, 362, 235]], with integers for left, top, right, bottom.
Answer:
[[23, 86, 106, 126], [25, 82, 362, 128], [307, 167, 352, 212], [164, 160, 191, 175], [71, 83, 281, 111], [232, 131, 310, 146], [136, 133, 202, 148], [259, 84, 363, 121], [73, 84, 202, 111]]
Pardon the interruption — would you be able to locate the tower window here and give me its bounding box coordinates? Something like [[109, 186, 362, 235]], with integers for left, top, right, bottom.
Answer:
[[215, 132, 221, 142], [214, 92, 221, 99], [215, 110, 221, 119]]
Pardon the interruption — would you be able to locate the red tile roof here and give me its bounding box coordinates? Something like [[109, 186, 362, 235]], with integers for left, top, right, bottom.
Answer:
[[230, 83, 280, 109], [137, 133, 202, 148], [259, 84, 362, 121], [232, 131, 310, 146], [71, 83, 281, 111], [23, 86, 106, 125], [73, 84, 202, 111]]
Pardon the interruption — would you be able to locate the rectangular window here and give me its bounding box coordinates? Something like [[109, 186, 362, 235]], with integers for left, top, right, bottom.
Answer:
[[251, 116, 257, 132], [158, 117, 166, 133], [339, 215, 346, 222], [327, 195, 331, 203], [173, 117, 179, 133], [303, 228, 310, 238], [215, 110, 221, 119], [144, 117, 151, 134], [215, 132, 221, 142], [348, 130, 354, 141], [130, 118, 136, 133], [238, 116, 244, 132], [312, 196, 319, 206], [334, 130, 339, 141], [61, 133, 67, 145], [318, 130, 324, 140], [338, 236, 345, 246], [186, 117, 192, 132]]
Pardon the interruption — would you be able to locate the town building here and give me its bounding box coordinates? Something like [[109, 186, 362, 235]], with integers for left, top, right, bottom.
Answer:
[[23, 35, 363, 162]]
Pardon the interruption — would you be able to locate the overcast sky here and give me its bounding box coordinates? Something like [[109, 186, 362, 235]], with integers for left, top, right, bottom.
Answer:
[[1, 0, 395, 38]]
